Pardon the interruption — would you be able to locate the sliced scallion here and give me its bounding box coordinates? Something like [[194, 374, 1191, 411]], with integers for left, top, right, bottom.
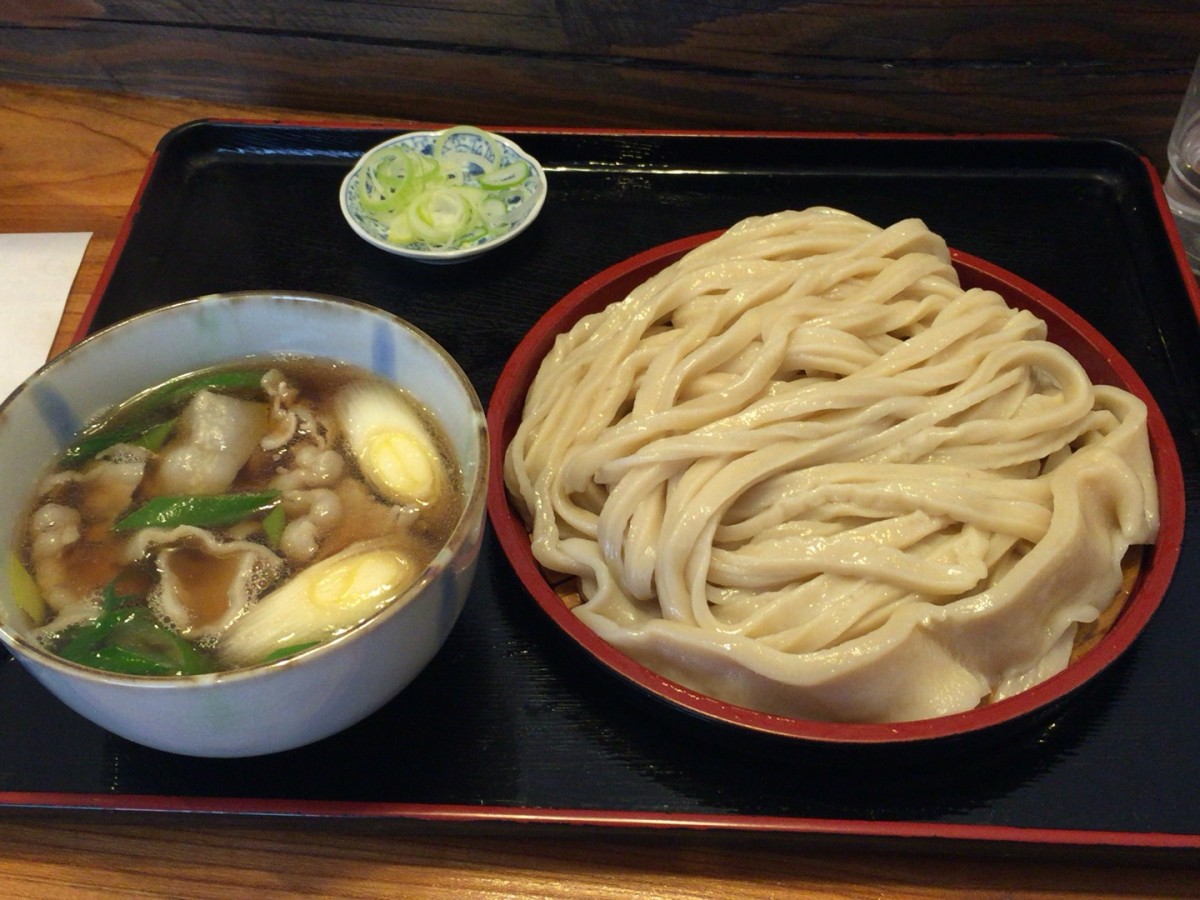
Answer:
[[354, 126, 539, 252], [113, 490, 282, 532]]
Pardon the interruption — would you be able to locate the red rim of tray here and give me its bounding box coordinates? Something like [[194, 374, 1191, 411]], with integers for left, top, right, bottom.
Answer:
[[486, 230, 1185, 746]]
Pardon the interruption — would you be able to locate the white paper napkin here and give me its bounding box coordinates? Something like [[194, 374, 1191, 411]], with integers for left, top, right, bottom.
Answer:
[[0, 232, 91, 401]]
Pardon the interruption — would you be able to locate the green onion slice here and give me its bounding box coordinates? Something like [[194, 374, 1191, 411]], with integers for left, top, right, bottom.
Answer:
[[55, 607, 212, 677], [114, 490, 282, 532], [61, 368, 267, 466], [262, 504, 287, 549], [354, 125, 539, 252], [260, 641, 321, 664]]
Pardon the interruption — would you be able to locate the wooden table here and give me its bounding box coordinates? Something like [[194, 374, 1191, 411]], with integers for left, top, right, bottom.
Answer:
[[1, 81, 1198, 898]]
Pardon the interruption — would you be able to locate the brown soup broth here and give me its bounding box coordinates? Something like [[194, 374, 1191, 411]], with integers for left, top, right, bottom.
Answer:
[[17, 355, 463, 673]]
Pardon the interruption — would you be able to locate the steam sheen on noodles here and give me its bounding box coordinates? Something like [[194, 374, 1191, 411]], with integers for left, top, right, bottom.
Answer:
[[504, 208, 1159, 723]]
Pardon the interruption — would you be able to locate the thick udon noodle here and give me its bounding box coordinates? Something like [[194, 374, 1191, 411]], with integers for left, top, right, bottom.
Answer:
[[504, 208, 1159, 723]]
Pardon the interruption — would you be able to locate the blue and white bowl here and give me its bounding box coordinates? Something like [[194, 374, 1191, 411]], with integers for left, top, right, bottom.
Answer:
[[340, 127, 547, 263], [0, 292, 488, 756]]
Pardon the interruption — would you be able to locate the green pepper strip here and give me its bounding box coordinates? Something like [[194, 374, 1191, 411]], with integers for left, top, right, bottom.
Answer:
[[61, 368, 267, 466], [114, 490, 282, 532]]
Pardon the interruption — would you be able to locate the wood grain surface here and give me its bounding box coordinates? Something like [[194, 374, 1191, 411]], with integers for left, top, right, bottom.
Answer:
[[1, 78, 1198, 898], [0, 809, 1197, 898], [2, 2, 1198, 173]]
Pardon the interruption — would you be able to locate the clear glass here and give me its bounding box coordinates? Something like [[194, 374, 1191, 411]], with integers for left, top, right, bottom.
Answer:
[[1166, 54, 1200, 273]]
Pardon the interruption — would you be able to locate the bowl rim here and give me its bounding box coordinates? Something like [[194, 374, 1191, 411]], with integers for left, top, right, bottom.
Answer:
[[0, 290, 490, 689], [485, 230, 1186, 746], [338, 126, 548, 262]]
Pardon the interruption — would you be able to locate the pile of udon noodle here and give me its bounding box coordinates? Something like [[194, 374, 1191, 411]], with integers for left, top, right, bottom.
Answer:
[[504, 208, 1159, 724]]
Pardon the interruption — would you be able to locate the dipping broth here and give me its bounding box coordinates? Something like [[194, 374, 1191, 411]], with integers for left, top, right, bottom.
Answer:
[[11, 356, 463, 676]]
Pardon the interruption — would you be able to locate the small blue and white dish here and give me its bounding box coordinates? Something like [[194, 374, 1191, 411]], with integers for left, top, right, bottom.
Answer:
[[340, 126, 547, 264]]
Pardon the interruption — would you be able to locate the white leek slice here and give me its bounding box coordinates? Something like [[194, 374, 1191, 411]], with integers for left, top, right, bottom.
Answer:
[[335, 382, 443, 506], [218, 539, 416, 667]]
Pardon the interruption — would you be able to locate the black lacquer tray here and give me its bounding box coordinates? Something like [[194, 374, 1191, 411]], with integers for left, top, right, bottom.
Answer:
[[4, 122, 1200, 852]]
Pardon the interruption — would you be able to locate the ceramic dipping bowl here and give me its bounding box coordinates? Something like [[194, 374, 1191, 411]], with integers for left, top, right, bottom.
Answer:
[[0, 291, 488, 757]]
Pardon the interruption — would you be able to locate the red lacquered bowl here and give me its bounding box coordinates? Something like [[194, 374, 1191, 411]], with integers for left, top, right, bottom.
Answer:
[[486, 231, 1185, 746]]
